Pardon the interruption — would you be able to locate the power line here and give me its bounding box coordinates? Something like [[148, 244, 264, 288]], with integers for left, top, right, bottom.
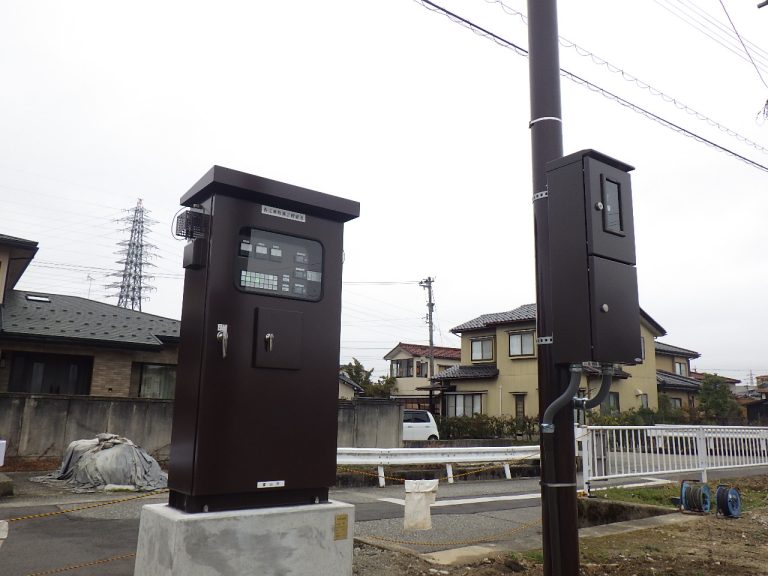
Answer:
[[717, 0, 768, 89], [654, 0, 768, 73], [481, 0, 768, 155], [414, 0, 768, 173]]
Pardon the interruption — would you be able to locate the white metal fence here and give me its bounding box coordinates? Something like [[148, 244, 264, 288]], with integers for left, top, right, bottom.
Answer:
[[337, 446, 540, 487], [578, 425, 768, 493], [337, 426, 768, 490]]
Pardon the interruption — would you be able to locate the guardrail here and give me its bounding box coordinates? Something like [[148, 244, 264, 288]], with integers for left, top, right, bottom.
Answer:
[[578, 425, 768, 494], [337, 446, 540, 487]]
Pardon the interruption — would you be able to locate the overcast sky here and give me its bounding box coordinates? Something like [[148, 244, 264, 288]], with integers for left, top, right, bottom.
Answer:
[[1, 0, 766, 384]]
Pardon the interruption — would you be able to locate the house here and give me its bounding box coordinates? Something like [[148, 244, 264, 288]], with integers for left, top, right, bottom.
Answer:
[[430, 302, 700, 418], [383, 342, 460, 409], [654, 342, 702, 412], [0, 234, 181, 398], [338, 370, 364, 400], [689, 370, 742, 393], [1, 233, 362, 401]]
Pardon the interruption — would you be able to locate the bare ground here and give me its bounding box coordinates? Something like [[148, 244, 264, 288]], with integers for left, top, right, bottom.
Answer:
[[353, 474, 768, 576]]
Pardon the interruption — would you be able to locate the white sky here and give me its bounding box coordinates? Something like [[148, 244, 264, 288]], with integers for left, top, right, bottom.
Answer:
[[1, 0, 766, 384]]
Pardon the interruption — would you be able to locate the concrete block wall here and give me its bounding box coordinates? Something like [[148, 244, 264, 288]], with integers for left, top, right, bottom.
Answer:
[[1, 394, 401, 465]]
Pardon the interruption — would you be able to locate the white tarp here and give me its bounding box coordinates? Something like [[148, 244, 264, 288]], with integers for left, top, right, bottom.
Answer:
[[403, 479, 439, 531], [32, 434, 167, 493]]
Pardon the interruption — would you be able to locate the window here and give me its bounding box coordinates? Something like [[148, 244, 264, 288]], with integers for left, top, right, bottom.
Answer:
[[138, 364, 176, 399], [509, 331, 535, 357], [471, 338, 494, 361], [391, 359, 414, 378], [416, 361, 429, 378], [445, 393, 483, 416], [601, 392, 620, 415], [638, 393, 649, 409], [403, 410, 431, 423], [675, 361, 687, 377], [514, 394, 526, 419], [670, 397, 683, 409], [9, 352, 92, 395], [638, 336, 646, 363]]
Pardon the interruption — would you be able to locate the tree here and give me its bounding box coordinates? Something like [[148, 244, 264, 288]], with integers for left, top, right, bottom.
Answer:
[[698, 375, 742, 424], [340, 358, 373, 388], [339, 359, 398, 398]]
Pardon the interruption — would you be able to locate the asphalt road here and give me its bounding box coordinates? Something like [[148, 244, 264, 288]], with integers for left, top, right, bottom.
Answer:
[[0, 473, 544, 576], [3, 467, 767, 576]]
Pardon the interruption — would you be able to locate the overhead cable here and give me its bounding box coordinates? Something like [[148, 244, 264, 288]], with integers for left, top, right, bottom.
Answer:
[[414, 0, 768, 173], [481, 0, 768, 155]]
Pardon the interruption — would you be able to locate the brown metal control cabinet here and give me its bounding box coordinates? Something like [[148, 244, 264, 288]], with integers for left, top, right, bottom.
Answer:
[[546, 150, 641, 365], [168, 166, 359, 513]]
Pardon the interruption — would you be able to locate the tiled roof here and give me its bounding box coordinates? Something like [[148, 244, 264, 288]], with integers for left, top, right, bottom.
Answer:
[[656, 369, 701, 392], [451, 304, 537, 333], [339, 371, 364, 393], [386, 342, 461, 360], [432, 364, 499, 381], [689, 371, 740, 385], [655, 341, 700, 359], [0, 290, 179, 349]]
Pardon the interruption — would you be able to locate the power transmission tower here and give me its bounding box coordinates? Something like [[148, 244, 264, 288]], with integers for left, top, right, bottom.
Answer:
[[108, 199, 156, 311], [419, 277, 435, 379]]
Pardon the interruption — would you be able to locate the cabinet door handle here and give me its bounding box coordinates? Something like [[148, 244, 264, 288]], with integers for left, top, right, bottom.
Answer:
[[216, 324, 228, 358], [265, 333, 275, 352]]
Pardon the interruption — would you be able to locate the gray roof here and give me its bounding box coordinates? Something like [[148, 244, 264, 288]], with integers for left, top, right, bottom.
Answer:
[[0, 234, 38, 248], [339, 371, 364, 393], [655, 341, 700, 359], [451, 304, 537, 333], [432, 364, 499, 381], [0, 290, 179, 349], [657, 369, 701, 393]]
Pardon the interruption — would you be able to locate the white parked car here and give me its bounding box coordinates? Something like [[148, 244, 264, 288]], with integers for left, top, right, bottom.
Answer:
[[403, 409, 440, 441]]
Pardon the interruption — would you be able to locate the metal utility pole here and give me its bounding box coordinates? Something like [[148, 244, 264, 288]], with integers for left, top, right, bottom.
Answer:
[[420, 277, 435, 378], [527, 1, 580, 575], [108, 199, 156, 311]]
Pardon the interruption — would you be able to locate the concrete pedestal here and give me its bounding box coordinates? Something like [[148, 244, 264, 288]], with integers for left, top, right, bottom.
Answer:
[[134, 500, 354, 576]]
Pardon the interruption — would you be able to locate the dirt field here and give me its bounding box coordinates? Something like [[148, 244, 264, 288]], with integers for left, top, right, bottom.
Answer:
[[353, 474, 768, 576]]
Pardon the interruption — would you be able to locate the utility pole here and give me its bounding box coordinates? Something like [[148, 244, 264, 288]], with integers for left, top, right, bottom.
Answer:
[[527, 1, 580, 575], [420, 277, 435, 379]]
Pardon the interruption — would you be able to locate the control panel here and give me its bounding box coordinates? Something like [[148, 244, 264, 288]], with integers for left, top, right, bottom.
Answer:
[[236, 228, 323, 301]]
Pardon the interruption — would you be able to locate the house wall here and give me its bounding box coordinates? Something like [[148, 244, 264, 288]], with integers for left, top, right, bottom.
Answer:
[[0, 393, 402, 465], [389, 349, 460, 396], [620, 322, 660, 412], [659, 390, 696, 412], [338, 381, 356, 400], [656, 354, 690, 376], [452, 319, 661, 418], [0, 339, 177, 396]]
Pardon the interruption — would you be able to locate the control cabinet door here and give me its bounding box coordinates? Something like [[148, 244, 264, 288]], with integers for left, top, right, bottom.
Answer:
[[588, 256, 641, 364], [253, 307, 303, 370], [584, 156, 636, 265]]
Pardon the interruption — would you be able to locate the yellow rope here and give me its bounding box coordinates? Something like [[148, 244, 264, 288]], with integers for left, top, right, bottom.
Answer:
[[8, 489, 168, 523], [25, 553, 137, 576]]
